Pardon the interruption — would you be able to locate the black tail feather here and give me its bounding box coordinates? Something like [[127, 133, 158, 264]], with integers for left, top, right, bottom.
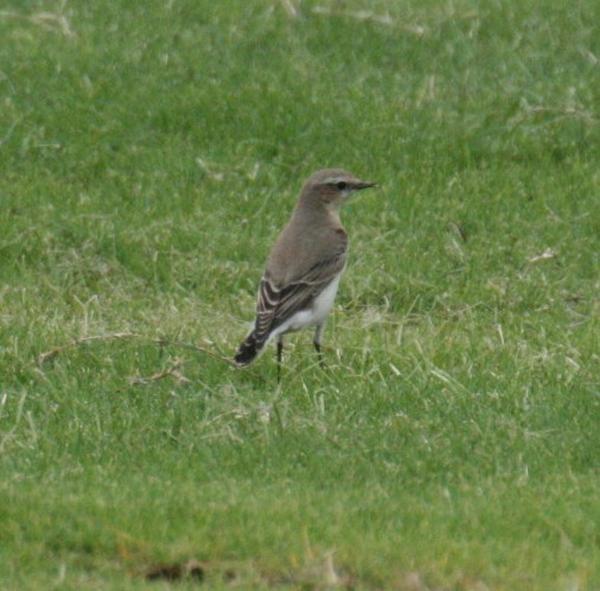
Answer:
[[234, 331, 264, 366]]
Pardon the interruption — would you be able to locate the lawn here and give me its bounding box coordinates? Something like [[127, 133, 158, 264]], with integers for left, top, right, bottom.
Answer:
[[1, 1, 599, 589]]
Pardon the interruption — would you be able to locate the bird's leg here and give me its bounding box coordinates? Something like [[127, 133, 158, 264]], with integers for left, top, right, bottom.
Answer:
[[313, 323, 326, 369], [276, 337, 284, 383]]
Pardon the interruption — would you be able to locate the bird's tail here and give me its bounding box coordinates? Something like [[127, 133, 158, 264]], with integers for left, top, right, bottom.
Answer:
[[234, 330, 265, 366]]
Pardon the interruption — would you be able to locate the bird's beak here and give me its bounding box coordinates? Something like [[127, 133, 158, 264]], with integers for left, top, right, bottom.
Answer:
[[355, 180, 377, 190]]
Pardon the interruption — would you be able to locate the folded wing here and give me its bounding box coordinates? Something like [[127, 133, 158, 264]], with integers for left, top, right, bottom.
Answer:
[[253, 249, 347, 346]]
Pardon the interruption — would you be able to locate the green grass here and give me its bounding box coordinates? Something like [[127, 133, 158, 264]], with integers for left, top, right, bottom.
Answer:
[[1, 0, 599, 589]]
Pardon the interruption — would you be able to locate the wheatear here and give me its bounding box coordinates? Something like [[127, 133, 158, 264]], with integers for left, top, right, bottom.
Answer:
[[234, 168, 376, 376]]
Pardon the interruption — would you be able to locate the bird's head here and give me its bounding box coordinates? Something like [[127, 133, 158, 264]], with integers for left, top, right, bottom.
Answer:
[[300, 168, 376, 209]]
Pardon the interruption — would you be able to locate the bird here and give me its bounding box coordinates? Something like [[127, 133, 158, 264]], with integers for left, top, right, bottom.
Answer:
[[234, 168, 376, 378]]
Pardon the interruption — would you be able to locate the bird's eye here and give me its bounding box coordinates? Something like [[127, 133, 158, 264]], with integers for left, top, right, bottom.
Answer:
[[336, 181, 347, 190]]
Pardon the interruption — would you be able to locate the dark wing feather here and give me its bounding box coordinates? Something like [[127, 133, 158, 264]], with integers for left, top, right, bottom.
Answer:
[[252, 250, 347, 345]]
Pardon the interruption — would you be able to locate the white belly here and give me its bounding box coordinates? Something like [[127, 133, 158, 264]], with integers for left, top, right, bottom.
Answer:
[[271, 275, 341, 338], [311, 275, 341, 323]]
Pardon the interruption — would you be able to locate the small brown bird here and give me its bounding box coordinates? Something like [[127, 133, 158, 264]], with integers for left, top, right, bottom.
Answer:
[[234, 169, 376, 376]]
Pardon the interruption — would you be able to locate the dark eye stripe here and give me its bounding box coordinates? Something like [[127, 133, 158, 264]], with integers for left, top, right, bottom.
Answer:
[[336, 181, 347, 190]]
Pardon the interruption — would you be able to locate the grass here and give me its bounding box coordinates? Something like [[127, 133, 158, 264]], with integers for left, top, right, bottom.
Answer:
[[1, 0, 599, 589]]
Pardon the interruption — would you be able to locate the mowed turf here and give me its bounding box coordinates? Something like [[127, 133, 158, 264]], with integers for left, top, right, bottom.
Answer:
[[1, 1, 599, 589]]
